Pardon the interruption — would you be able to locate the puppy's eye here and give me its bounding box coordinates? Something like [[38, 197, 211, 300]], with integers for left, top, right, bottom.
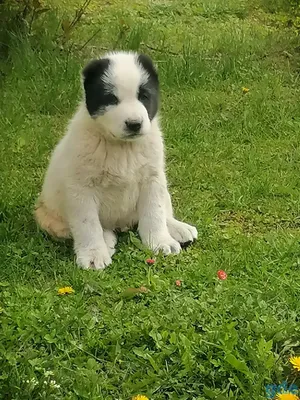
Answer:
[[138, 89, 150, 102], [105, 94, 119, 105]]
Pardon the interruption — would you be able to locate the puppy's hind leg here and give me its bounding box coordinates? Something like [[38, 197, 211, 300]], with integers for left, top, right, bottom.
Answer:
[[103, 230, 117, 257], [35, 200, 70, 239]]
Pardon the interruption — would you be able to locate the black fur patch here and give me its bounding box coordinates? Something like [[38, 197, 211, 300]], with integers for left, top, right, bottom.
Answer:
[[137, 54, 159, 120], [82, 58, 118, 117]]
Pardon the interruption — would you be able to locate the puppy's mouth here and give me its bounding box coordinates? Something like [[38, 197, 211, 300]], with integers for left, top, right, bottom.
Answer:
[[123, 132, 144, 140]]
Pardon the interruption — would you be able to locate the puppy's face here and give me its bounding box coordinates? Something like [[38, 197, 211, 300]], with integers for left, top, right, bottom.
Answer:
[[82, 52, 159, 141]]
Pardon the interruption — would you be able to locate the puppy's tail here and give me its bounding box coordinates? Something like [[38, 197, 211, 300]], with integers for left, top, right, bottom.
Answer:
[[34, 199, 70, 239]]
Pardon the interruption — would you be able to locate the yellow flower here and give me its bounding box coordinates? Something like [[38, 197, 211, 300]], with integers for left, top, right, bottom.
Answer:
[[57, 286, 75, 295], [276, 394, 299, 400], [132, 396, 149, 400], [242, 87, 250, 94], [290, 356, 300, 371]]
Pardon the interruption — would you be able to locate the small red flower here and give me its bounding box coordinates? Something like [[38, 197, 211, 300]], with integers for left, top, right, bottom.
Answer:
[[217, 270, 227, 280], [146, 258, 155, 265], [175, 280, 182, 287]]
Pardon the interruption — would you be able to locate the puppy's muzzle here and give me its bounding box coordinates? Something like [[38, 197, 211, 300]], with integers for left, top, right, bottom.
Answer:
[[125, 120, 142, 135]]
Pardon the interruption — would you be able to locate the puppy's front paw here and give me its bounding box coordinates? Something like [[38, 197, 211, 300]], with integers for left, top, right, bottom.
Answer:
[[167, 218, 198, 244], [149, 234, 181, 255], [76, 245, 112, 270]]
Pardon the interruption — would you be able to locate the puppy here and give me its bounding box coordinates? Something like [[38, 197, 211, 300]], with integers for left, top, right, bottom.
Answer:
[[35, 51, 197, 269]]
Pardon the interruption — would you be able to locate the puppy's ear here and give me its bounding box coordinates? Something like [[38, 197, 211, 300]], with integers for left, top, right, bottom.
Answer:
[[137, 54, 159, 84], [82, 58, 111, 116], [82, 58, 110, 85]]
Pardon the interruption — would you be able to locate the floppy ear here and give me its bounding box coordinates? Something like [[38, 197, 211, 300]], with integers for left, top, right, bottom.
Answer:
[[82, 58, 111, 117], [82, 58, 110, 86], [137, 54, 159, 120], [137, 54, 159, 85]]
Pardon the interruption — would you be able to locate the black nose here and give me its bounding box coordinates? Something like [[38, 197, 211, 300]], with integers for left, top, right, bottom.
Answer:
[[125, 120, 142, 133]]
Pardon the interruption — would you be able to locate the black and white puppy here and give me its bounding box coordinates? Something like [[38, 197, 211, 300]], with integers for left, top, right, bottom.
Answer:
[[35, 52, 197, 269]]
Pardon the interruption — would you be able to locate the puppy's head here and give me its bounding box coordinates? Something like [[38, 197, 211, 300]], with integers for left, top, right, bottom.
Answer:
[[82, 52, 159, 141]]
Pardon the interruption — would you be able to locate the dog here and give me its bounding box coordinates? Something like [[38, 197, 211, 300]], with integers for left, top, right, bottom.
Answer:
[[35, 51, 197, 269]]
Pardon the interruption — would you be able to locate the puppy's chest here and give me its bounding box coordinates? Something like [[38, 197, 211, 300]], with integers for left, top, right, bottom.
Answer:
[[88, 147, 147, 188]]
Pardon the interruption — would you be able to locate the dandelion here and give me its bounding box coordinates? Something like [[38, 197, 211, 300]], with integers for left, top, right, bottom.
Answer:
[[132, 396, 149, 400], [290, 356, 300, 372], [276, 394, 299, 400], [57, 286, 75, 295], [242, 87, 250, 94]]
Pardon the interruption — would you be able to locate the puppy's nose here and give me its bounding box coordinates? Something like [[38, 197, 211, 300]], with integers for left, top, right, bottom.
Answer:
[[125, 120, 142, 133]]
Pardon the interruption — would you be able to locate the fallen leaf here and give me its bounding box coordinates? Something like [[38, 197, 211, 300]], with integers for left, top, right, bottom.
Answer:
[[121, 286, 150, 299]]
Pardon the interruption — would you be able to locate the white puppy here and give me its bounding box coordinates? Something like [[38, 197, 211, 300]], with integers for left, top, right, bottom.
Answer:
[[35, 51, 197, 269]]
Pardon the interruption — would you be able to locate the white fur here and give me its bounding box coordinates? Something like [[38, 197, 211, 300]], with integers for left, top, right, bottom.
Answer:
[[35, 52, 197, 270]]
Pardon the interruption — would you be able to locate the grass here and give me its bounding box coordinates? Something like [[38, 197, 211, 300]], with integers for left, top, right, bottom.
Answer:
[[1, 0, 300, 398]]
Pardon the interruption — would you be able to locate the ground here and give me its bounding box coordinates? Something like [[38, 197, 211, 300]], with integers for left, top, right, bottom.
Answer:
[[0, 0, 300, 399]]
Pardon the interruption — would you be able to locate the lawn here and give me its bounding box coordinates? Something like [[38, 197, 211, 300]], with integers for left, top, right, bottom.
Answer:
[[1, 0, 300, 399]]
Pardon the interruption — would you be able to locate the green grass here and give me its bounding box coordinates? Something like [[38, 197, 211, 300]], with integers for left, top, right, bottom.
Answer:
[[1, 0, 300, 398]]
